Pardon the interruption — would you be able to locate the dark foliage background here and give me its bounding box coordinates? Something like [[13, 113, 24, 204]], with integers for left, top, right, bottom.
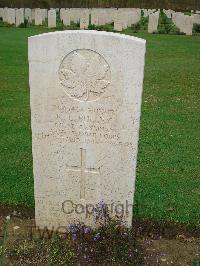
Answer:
[[0, 0, 199, 10]]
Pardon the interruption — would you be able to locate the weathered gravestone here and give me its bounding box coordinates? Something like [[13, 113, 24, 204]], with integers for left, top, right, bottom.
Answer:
[[31, 9, 35, 22], [25, 8, 32, 23], [192, 14, 200, 24], [60, 8, 65, 22], [90, 9, 99, 25], [114, 11, 124, 31], [35, 8, 43, 25], [69, 8, 82, 23], [48, 9, 56, 28], [41, 9, 47, 22], [15, 8, 24, 27], [2, 7, 8, 23], [148, 11, 160, 33], [172, 13, 193, 35], [62, 9, 70, 26], [80, 10, 89, 29], [28, 30, 146, 229], [7, 8, 15, 25]]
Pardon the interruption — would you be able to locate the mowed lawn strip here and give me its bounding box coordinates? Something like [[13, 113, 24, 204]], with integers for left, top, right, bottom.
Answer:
[[0, 27, 199, 226]]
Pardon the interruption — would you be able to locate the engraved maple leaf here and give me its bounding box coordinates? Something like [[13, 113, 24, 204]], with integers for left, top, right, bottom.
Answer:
[[60, 51, 110, 101]]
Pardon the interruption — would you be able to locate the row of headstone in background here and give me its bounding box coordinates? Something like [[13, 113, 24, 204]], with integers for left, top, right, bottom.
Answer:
[[0, 7, 200, 34], [0, 7, 56, 27]]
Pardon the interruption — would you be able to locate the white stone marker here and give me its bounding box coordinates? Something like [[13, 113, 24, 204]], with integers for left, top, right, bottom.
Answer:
[[172, 13, 193, 35], [25, 8, 32, 23], [62, 9, 70, 26], [41, 9, 47, 22], [2, 7, 8, 23], [7, 8, 15, 25], [90, 9, 99, 25], [60, 8, 65, 21], [35, 8, 43, 25], [48, 9, 56, 28], [148, 11, 160, 33], [70, 8, 82, 23], [192, 14, 200, 24], [80, 10, 89, 29], [15, 8, 24, 27], [29, 30, 146, 229], [31, 9, 35, 22]]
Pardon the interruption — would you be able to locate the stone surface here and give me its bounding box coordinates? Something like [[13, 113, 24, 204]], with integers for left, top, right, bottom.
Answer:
[[2, 7, 8, 23], [80, 10, 89, 29], [7, 8, 15, 25], [41, 9, 47, 22], [114, 17, 123, 31], [172, 13, 193, 35], [90, 9, 99, 25], [62, 9, 70, 26], [35, 8, 43, 25], [48, 9, 56, 28], [28, 30, 146, 229], [60, 8, 65, 21], [25, 8, 32, 22], [148, 11, 160, 33], [69, 8, 82, 23], [118, 8, 141, 27], [192, 14, 200, 24], [15, 8, 24, 27], [31, 9, 35, 22]]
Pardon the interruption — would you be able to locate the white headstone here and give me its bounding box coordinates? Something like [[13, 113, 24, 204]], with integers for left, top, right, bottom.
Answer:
[[172, 13, 193, 35], [91, 9, 99, 25], [7, 8, 15, 25], [62, 9, 70, 26], [97, 9, 107, 25], [25, 8, 32, 23], [15, 8, 24, 27], [69, 8, 81, 23], [28, 30, 146, 229], [114, 10, 128, 31], [48, 9, 56, 28], [60, 8, 65, 21], [114, 14, 123, 31], [35, 8, 43, 25], [148, 11, 160, 33], [80, 10, 89, 29], [31, 9, 35, 22], [2, 7, 8, 23], [192, 14, 200, 24], [41, 9, 47, 22]]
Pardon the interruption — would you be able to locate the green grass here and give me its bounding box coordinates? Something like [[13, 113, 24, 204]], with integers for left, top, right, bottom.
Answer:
[[0, 27, 200, 227]]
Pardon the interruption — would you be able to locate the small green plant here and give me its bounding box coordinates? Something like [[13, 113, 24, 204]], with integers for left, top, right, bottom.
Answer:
[[88, 23, 114, 32], [18, 19, 29, 28], [9, 202, 140, 264], [193, 23, 200, 33], [193, 259, 200, 266]]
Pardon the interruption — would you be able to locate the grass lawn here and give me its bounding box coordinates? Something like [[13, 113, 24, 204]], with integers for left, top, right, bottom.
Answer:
[[0, 27, 199, 227]]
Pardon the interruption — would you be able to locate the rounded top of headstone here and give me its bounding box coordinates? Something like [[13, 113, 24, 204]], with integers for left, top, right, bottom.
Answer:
[[28, 30, 146, 45]]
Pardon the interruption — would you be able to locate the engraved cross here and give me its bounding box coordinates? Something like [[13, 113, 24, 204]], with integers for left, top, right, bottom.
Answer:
[[66, 148, 100, 200]]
